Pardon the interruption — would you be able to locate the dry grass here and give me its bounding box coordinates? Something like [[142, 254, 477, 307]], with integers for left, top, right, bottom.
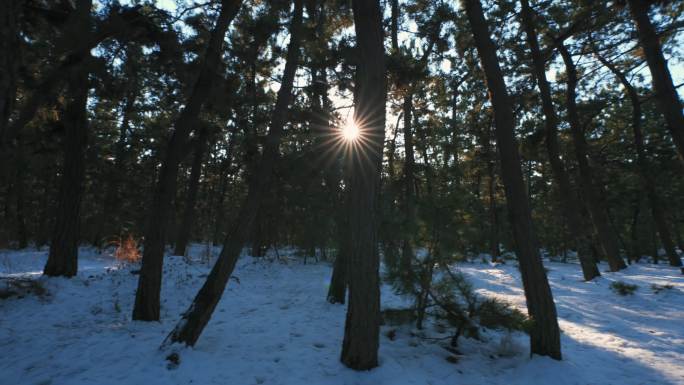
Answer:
[[112, 234, 141, 264]]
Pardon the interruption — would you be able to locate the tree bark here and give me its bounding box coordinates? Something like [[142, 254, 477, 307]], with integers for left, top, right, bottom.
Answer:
[[174, 127, 210, 256], [519, 0, 599, 280], [400, 93, 417, 275], [43, 0, 92, 277], [463, 0, 561, 360], [339, 0, 386, 370], [133, 0, 243, 321], [327, 234, 348, 304], [162, 0, 303, 346], [627, 0, 684, 164], [211, 134, 236, 246], [594, 50, 681, 267], [0, 0, 19, 144], [558, 44, 626, 272], [390, 0, 399, 52]]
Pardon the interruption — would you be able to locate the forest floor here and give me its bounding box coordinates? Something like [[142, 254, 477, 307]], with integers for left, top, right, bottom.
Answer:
[[1, 245, 683, 385]]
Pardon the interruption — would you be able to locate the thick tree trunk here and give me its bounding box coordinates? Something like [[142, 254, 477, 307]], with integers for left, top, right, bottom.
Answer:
[[627, 0, 684, 164], [133, 0, 243, 321], [558, 44, 626, 272], [174, 127, 209, 256], [0, 0, 19, 145], [463, 0, 561, 359], [43, 0, 92, 277], [339, 0, 386, 370], [44, 68, 89, 276], [519, 0, 599, 280], [594, 50, 681, 267], [162, 0, 303, 346]]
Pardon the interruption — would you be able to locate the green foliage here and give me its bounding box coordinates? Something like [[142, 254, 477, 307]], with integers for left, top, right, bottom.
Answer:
[[610, 281, 638, 296], [651, 284, 674, 294], [429, 270, 530, 346], [477, 298, 532, 333], [381, 308, 417, 326]]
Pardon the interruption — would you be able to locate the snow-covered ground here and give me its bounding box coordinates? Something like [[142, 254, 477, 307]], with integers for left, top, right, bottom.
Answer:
[[1, 246, 683, 385]]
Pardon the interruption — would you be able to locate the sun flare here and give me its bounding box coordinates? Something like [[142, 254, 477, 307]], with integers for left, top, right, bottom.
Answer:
[[341, 120, 361, 142]]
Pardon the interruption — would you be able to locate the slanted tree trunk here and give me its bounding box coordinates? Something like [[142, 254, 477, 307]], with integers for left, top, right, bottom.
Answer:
[[174, 127, 210, 256], [627, 0, 684, 164], [162, 0, 304, 346], [519, 0, 599, 280], [133, 0, 243, 321], [594, 50, 681, 267], [558, 44, 626, 272], [463, 0, 561, 360], [339, 0, 386, 370], [43, 0, 92, 277]]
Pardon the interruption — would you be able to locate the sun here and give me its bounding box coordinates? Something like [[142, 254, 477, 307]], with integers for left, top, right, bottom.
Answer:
[[341, 120, 361, 142]]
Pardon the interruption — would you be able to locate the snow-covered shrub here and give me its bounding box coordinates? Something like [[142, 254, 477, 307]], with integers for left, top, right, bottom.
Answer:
[[610, 281, 638, 296], [477, 298, 531, 332]]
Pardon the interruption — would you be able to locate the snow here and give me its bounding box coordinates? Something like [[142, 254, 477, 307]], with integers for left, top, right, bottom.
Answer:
[[1, 246, 683, 385]]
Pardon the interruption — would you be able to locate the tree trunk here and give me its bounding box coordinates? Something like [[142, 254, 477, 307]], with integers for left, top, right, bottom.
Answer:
[[400, 93, 417, 275], [390, 0, 399, 52], [133, 0, 243, 321], [627, 0, 684, 164], [162, 0, 303, 346], [43, 0, 92, 277], [629, 193, 642, 264], [174, 127, 210, 256], [327, 236, 348, 304], [519, 0, 599, 280], [463, 0, 561, 359], [0, 0, 19, 145], [93, 48, 140, 247], [558, 43, 626, 272], [212, 135, 236, 245], [593, 50, 681, 267], [484, 123, 500, 260], [339, 0, 386, 370]]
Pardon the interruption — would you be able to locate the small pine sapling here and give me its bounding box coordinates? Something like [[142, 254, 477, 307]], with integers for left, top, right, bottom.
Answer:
[[610, 281, 638, 295]]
